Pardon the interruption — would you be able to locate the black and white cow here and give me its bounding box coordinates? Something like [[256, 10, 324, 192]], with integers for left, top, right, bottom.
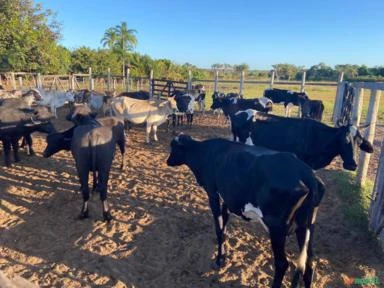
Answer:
[[167, 90, 195, 128], [264, 88, 308, 117], [210, 96, 273, 118], [167, 135, 320, 288], [230, 110, 373, 171]]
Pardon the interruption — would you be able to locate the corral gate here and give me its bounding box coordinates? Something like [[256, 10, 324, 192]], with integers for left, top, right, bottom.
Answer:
[[151, 79, 188, 98]]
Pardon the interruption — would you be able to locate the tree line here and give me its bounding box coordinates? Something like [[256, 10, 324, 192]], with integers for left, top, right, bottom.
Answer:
[[1, 0, 383, 82]]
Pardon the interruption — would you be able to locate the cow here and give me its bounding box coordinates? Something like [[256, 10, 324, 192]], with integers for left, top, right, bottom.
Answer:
[[193, 84, 206, 113], [210, 96, 273, 119], [73, 89, 112, 116], [0, 106, 55, 166], [230, 110, 373, 171], [44, 114, 126, 171], [167, 135, 320, 288], [299, 98, 325, 121], [109, 96, 176, 143], [169, 93, 195, 128], [31, 88, 75, 117], [61, 104, 120, 221], [117, 90, 150, 100], [264, 88, 308, 117]]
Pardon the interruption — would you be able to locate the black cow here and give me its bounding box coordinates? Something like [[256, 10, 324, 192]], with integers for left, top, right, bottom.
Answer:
[[0, 106, 55, 166], [264, 88, 308, 117], [210, 96, 273, 118], [43, 116, 126, 170], [62, 105, 121, 221], [299, 98, 325, 121], [230, 111, 373, 171], [167, 135, 320, 288], [118, 90, 150, 100]]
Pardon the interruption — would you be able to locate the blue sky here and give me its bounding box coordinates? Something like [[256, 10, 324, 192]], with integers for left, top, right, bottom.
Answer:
[[37, 0, 383, 70]]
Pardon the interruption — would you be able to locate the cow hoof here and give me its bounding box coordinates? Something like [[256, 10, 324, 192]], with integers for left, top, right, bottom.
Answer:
[[28, 150, 36, 156], [212, 255, 226, 269], [14, 158, 21, 163], [103, 211, 113, 222], [291, 271, 302, 288], [78, 209, 89, 220]]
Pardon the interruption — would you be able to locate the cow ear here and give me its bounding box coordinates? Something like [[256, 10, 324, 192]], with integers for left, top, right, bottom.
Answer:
[[360, 138, 374, 153]]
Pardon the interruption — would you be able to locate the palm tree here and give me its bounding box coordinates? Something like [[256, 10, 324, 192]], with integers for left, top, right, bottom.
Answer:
[[101, 22, 137, 76], [101, 28, 118, 50]]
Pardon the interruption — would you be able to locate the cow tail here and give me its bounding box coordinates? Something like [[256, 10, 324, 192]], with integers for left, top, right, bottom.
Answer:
[[90, 137, 97, 191]]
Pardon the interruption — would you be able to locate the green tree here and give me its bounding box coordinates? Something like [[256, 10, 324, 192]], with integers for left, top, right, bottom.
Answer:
[[101, 21, 137, 76], [234, 63, 249, 72], [272, 64, 298, 80], [0, 0, 61, 73]]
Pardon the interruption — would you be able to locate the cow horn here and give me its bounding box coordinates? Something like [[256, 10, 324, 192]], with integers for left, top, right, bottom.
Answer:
[[358, 123, 370, 129]]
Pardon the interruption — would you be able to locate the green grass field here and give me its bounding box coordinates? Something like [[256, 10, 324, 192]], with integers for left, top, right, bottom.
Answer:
[[197, 81, 384, 125]]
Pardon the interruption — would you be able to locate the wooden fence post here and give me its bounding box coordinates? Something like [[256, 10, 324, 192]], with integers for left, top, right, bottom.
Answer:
[[300, 71, 306, 92], [331, 72, 344, 123], [188, 70, 192, 90], [239, 70, 245, 96], [10, 72, 16, 90], [18, 76, 23, 89], [214, 70, 219, 92], [351, 87, 364, 126], [88, 67, 93, 90], [369, 139, 384, 239], [126, 67, 130, 92], [37, 73, 42, 88], [113, 79, 116, 91], [107, 68, 111, 92], [270, 70, 275, 89], [149, 69, 153, 98], [356, 89, 382, 186]]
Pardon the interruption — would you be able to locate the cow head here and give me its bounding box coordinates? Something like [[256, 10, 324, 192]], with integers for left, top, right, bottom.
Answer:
[[66, 103, 97, 124], [231, 109, 257, 143], [210, 97, 224, 110], [338, 125, 373, 171], [43, 127, 74, 158], [167, 134, 193, 166]]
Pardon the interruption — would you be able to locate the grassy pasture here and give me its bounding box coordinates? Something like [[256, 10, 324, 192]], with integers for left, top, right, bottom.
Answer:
[[197, 81, 384, 125]]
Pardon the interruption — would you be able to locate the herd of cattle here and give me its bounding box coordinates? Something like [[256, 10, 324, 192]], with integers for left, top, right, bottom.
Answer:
[[0, 84, 373, 288]]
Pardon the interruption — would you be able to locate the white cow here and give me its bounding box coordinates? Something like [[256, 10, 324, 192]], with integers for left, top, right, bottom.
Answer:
[[31, 88, 74, 117], [110, 96, 177, 143]]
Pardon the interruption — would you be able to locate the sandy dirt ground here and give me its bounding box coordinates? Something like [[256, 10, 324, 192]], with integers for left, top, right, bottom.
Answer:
[[1, 107, 384, 288]]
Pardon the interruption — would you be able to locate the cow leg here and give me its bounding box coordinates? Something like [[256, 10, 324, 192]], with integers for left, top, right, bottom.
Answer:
[[153, 125, 158, 142], [11, 138, 20, 163], [2, 139, 12, 167], [117, 136, 126, 171], [98, 170, 112, 222], [145, 123, 152, 144], [209, 194, 228, 268], [269, 225, 289, 288], [293, 219, 313, 288], [78, 171, 90, 219], [24, 134, 35, 156]]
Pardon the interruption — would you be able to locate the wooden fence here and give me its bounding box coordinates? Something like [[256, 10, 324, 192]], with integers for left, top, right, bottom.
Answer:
[[332, 81, 384, 248], [0, 68, 149, 93]]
